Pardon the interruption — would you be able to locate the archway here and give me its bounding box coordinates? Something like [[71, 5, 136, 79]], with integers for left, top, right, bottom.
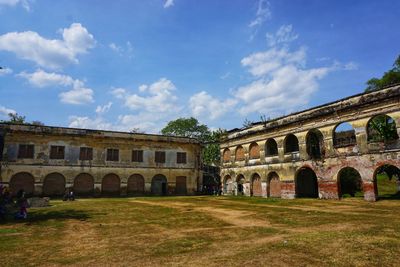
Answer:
[[236, 174, 245, 195], [295, 167, 318, 198], [265, 138, 278, 156], [102, 173, 120, 196], [74, 173, 94, 196], [9, 172, 35, 196], [235, 146, 245, 161], [127, 174, 145, 195], [374, 165, 400, 199], [284, 134, 299, 153], [337, 167, 363, 198], [223, 148, 231, 163], [267, 172, 281, 198], [151, 174, 168, 196], [223, 175, 233, 195], [367, 114, 399, 142], [306, 129, 324, 159], [333, 122, 356, 147], [251, 173, 262, 197], [249, 142, 260, 159], [43, 172, 65, 196]]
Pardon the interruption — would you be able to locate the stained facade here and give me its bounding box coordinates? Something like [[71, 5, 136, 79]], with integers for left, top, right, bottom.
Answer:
[[220, 85, 400, 201], [0, 125, 201, 197]]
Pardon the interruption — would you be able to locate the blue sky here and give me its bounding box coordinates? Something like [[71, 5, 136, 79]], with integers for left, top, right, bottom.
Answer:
[[0, 0, 399, 133]]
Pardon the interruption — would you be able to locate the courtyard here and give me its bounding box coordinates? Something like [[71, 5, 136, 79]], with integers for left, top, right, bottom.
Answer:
[[1, 196, 400, 266]]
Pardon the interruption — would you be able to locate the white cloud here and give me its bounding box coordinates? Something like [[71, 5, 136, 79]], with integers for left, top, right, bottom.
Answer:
[[0, 67, 12, 76], [18, 69, 94, 104], [164, 0, 174, 8], [248, 0, 271, 40], [266, 24, 298, 47], [0, 105, 16, 119], [111, 88, 126, 99], [0, 23, 95, 69], [109, 41, 133, 58], [189, 91, 237, 120], [95, 102, 112, 114], [0, 0, 31, 11]]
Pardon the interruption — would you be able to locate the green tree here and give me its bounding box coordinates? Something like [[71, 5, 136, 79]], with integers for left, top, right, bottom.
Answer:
[[2, 113, 26, 124], [161, 117, 225, 165], [365, 55, 400, 92]]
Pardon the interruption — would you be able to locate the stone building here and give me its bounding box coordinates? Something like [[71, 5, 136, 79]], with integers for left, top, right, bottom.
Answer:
[[220, 84, 400, 201], [0, 124, 202, 197]]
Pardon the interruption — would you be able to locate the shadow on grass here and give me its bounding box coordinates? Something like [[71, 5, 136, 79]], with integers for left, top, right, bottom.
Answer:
[[378, 192, 400, 200]]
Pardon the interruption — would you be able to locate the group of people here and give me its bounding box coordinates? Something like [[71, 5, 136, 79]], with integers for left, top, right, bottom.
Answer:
[[0, 185, 28, 220], [202, 185, 222, 195]]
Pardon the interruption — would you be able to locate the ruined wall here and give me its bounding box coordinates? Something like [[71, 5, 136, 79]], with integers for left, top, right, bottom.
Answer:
[[0, 125, 202, 196], [220, 85, 400, 201]]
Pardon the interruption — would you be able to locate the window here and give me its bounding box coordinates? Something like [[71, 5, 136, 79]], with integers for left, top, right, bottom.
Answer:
[[177, 152, 187, 164], [50, 146, 65, 159], [80, 147, 93, 160], [106, 149, 119, 161], [155, 151, 166, 163], [18, 144, 34, 159], [132, 150, 143, 162]]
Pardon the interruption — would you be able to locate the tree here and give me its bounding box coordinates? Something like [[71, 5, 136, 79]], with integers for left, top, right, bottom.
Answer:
[[365, 55, 400, 92], [161, 117, 225, 165], [2, 113, 26, 124]]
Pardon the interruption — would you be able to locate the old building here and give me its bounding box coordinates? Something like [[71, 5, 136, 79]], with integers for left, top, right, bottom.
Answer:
[[0, 124, 202, 197], [220, 84, 400, 201]]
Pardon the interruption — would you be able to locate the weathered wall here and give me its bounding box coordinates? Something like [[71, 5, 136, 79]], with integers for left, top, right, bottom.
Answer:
[[220, 85, 400, 201]]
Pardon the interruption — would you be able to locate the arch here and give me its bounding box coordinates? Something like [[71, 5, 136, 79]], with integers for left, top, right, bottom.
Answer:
[[9, 172, 35, 196], [223, 175, 233, 195], [267, 172, 281, 198], [374, 164, 400, 199], [235, 146, 245, 161], [222, 148, 231, 163], [337, 167, 363, 198], [251, 173, 262, 197], [333, 122, 356, 147], [43, 172, 65, 196], [151, 174, 168, 196], [367, 114, 399, 142], [284, 134, 299, 153], [236, 174, 245, 195], [102, 173, 121, 196], [306, 129, 325, 159], [127, 174, 145, 195], [73, 173, 94, 196], [249, 142, 260, 159], [295, 167, 318, 198], [265, 138, 278, 156]]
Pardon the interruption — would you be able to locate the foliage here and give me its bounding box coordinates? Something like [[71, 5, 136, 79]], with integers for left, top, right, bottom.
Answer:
[[368, 115, 398, 142], [161, 117, 226, 165], [242, 118, 253, 128], [1, 113, 44, 126], [130, 127, 144, 134], [365, 55, 400, 92]]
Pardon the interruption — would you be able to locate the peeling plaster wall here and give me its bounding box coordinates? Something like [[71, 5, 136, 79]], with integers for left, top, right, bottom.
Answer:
[[220, 85, 400, 201]]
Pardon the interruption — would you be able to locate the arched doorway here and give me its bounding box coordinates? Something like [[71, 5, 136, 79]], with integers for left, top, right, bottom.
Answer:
[[251, 173, 262, 197], [374, 165, 400, 199], [127, 174, 145, 195], [306, 129, 324, 159], [295, 167, 318, 198], [337, 167, 363, 198], [267, 172, 281, 198], [74, 173, 94, 196], [102, 174, 120, 196], [223, 175, 233, 195], [236, 174, 245, 195], [223, 148, 231, 163], [151, 174, 168, 196], [43, 172, 65, 196], [9, 172, 35, 196]]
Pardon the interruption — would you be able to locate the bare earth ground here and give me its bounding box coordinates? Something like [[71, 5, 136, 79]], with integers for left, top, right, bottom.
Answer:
[[1, 196, 400, 266]]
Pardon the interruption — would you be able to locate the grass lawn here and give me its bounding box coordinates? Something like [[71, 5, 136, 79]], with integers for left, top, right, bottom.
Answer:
[[1, 196, 400, 266]]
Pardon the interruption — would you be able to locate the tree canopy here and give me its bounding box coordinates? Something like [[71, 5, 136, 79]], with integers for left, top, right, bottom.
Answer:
[[365, 55, 400, 92], [1, 113, 44, 126], [161, 117, 225, 165]]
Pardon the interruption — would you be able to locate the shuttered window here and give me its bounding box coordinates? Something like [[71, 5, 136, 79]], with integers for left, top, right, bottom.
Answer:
[[50, 146, 65, 159], [80, 147, 93, 160], [106, 149, 119, 161], [18, 144, 34, 159], [132, 150, 143, 162], [177, 152, 187, 164], [155, 151, 166, 163]]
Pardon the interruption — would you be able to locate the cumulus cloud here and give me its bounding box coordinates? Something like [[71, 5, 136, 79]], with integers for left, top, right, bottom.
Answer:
[[0, 105, 16, 119], [18, 69, 94, 104], [189, 91, 237, 120], [0, 67, 13, 76], [95, 102, 112, 114], [164, 0, 174, 8], [0, 23, 95, 69], [249, 0, 271, 40], [0, 0, 31, 11]]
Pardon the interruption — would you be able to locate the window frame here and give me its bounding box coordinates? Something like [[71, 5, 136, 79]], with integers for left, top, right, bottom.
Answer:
[[176, 152, 187, 164], [132, 149, 144, 162], [17, 144, 34, 159], [50, 145, 65, 160], [155, 151, 166, 163], [106, 148, 119, 162], [79, 147, 93, 161]]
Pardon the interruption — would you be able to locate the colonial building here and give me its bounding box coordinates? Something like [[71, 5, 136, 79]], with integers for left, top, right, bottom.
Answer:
[[220, 84, 400, 201], [0, 124, 202, 197]]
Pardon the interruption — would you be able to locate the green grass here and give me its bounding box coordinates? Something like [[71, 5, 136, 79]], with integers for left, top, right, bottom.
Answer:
[[1, 196, 400, 266]]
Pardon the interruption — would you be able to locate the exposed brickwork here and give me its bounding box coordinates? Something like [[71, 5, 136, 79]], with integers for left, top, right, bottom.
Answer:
[[235, 146, 245, 161], [318, 180, 339, 199], [252, 174, 262, 196], [249, 142, 260, 159]]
